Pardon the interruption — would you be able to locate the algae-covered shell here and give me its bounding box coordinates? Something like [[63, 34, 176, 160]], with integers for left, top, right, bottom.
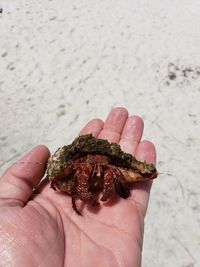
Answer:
[[47, 134, 157, 181]]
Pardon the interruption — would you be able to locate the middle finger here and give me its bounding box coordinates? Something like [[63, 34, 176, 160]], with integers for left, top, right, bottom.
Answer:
[[98, 107, 128, 143]]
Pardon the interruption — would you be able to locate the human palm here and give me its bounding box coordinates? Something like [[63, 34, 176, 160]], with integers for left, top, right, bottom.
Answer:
[[0, 108, 156, 267]]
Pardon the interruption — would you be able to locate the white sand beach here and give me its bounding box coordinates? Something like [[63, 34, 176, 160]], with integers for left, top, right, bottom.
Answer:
[[0, 0, 200, 266]]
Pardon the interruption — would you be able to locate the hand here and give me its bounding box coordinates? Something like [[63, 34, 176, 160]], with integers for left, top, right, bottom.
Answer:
[[0, 107, 156, 267]]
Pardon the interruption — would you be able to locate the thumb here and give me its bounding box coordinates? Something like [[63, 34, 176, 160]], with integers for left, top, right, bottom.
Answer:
[[0, 145, 50, 206]]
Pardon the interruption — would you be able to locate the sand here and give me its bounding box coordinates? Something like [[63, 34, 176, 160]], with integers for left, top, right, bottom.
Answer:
[[0, 0, 200, 266]]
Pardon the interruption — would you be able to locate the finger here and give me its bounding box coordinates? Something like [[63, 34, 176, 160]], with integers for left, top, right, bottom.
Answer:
[[135, 140, 156, 164], [130, 140, 156, 217], [79, 118, 104, 137], [119, 116, 144, 155], [0, 145, 50, 206], [98, 107, 128, 143]]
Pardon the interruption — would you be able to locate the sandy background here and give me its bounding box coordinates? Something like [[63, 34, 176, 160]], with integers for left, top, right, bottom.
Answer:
[[0, 0, 200, 266]]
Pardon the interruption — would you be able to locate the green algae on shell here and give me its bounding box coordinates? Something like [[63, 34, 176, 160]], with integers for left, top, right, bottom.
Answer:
[[47, 134, 158, 182]]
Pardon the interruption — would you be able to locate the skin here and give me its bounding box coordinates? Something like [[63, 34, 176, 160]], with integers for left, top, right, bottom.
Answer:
[[0, 107, 156, 267]]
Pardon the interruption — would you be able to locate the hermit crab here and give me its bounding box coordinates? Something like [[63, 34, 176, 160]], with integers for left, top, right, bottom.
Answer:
[[47, 134, 157, 215]]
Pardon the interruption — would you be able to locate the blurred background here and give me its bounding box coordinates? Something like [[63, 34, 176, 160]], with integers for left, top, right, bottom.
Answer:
[[0, 1, 200, 266]]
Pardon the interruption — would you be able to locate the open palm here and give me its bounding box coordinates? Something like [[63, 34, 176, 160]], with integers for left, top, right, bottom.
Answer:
[[0, 107, 156, 267]]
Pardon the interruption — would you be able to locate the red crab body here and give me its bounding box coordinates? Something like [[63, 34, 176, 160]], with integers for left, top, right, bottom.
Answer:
[[51, 154, 129, 214], [47, 134, 157, 215]]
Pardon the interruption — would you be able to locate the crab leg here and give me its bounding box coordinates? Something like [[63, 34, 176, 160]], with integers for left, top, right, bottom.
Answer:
[[75, 164, 99, 206], [101, 167, 116, 201], [72, 197, 82, 216], [90, 163, 103, 190]]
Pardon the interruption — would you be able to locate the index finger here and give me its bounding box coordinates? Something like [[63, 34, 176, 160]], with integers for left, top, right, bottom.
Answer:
[[98, 107, 128, 143]]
